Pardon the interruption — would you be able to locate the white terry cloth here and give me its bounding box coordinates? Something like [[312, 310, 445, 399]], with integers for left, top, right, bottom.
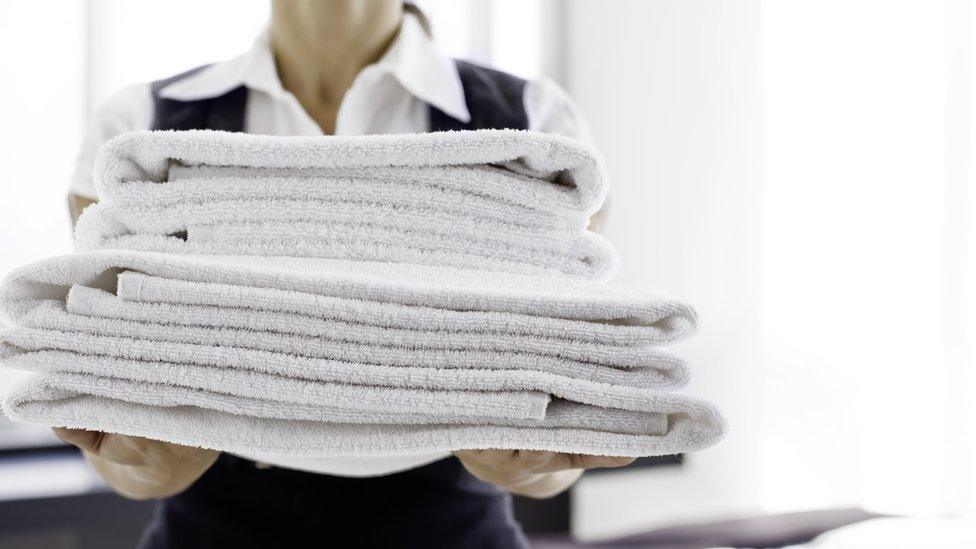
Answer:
[[0, 342, 672, 437], [76, 205, 618, 280], [93, 130, 608, 216], [17, 301, 690, 389], [0, 251, 699, 346], [0, 250, 724, 461], [95, 167, 576, 229], [64, 286, 679, 373], [2, 370, 721, 460], [75, 129, 618, 279], [0, 330, 718, 460], [0, 328, 683, 406]]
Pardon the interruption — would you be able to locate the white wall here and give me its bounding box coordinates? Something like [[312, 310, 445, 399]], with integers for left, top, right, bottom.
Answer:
[[0, 1, 84, 268], [760, 0, 975, 516], [0, 1, 86, 413], [87, 0, 268, 110], [561, 0, 976, 536], [559, 0, 764, 539]]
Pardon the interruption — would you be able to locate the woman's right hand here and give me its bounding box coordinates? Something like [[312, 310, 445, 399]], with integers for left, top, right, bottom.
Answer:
[[53, 428, 219, 500]]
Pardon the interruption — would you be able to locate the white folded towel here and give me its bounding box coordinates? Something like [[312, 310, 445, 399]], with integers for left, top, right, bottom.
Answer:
[[1, 328, 683, 406], [77, 208, 617, 279], [3, 372, 720, 460], [0, 250, 725, 459], [75, 130, 618, 279], [94, 130, 607, 214], [1, 252, 697, 343], [16, 300, 689, 388], [62, 287, 683, 376]]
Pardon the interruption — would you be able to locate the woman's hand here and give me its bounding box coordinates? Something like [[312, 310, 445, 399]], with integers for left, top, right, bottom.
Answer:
[[53, 428, 219, 500], [454, 449, 634, 499]]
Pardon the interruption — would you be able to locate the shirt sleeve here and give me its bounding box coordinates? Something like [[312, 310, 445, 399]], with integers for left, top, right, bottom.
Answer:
[[69, 83, 153, 200], [523, 76, 596, 148]]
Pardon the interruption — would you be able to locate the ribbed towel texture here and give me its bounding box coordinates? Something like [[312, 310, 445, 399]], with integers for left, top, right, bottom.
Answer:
[[75, 129, 619, 279], [0, 129, 725, 465]]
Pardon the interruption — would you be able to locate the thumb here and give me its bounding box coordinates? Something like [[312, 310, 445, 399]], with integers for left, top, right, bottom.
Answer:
[[53, 427, 103, 453]]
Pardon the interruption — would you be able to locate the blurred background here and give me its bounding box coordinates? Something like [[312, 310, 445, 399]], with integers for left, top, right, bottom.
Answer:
[[1, 0, 975, 546]]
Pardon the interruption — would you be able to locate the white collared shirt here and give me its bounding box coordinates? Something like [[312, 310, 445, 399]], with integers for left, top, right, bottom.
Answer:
[[70, 12, 594, 199]]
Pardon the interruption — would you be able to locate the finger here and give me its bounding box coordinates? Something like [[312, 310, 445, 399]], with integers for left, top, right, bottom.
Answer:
[[453, 449, 489, 459], [577, 455, 636, 469], [489, 449, 558, 472], [521, 452, 582, 473], [531, 453, 635, 473], [454, 448, 516, 465], [507, 450, 555, 468], [52, 428, 103, 453], [94, 434, 156, 465], [53, 428, 148, 465]]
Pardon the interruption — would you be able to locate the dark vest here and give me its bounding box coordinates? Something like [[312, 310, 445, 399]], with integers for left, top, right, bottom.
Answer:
[[137, 60, 531, 549], [150, 59, 528, 133]]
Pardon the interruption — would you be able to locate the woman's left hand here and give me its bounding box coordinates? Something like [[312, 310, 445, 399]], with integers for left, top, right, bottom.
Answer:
[[454, 449, 634, 499]]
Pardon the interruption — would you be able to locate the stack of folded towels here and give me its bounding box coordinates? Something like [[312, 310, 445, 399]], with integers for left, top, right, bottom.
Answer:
[[0, 130, 724, 466]]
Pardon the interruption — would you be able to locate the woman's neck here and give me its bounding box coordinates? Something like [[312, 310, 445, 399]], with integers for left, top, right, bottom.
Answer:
[[269, 0, 403, 133]]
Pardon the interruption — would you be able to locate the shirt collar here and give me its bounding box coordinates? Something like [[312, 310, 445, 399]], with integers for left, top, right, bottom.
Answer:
[[157, 12, 471, 124]]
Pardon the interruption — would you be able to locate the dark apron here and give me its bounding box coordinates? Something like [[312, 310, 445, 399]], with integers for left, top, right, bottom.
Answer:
[[137, 59, 533, 549]]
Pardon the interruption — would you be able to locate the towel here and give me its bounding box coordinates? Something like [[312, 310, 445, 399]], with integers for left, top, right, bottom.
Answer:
[[77, 207, 617, 279], [13, 300, 690, 388], [1, 252, 697, 343], [94, 130, 607, 214], [3, 373, 720, 460], [0, 250, 725, 459], [0, 328, 684, 407], [74, 130, 619, 279]]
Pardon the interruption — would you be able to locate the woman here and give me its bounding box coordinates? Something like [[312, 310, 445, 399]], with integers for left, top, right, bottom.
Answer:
[[60, 1, 631, 547]]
